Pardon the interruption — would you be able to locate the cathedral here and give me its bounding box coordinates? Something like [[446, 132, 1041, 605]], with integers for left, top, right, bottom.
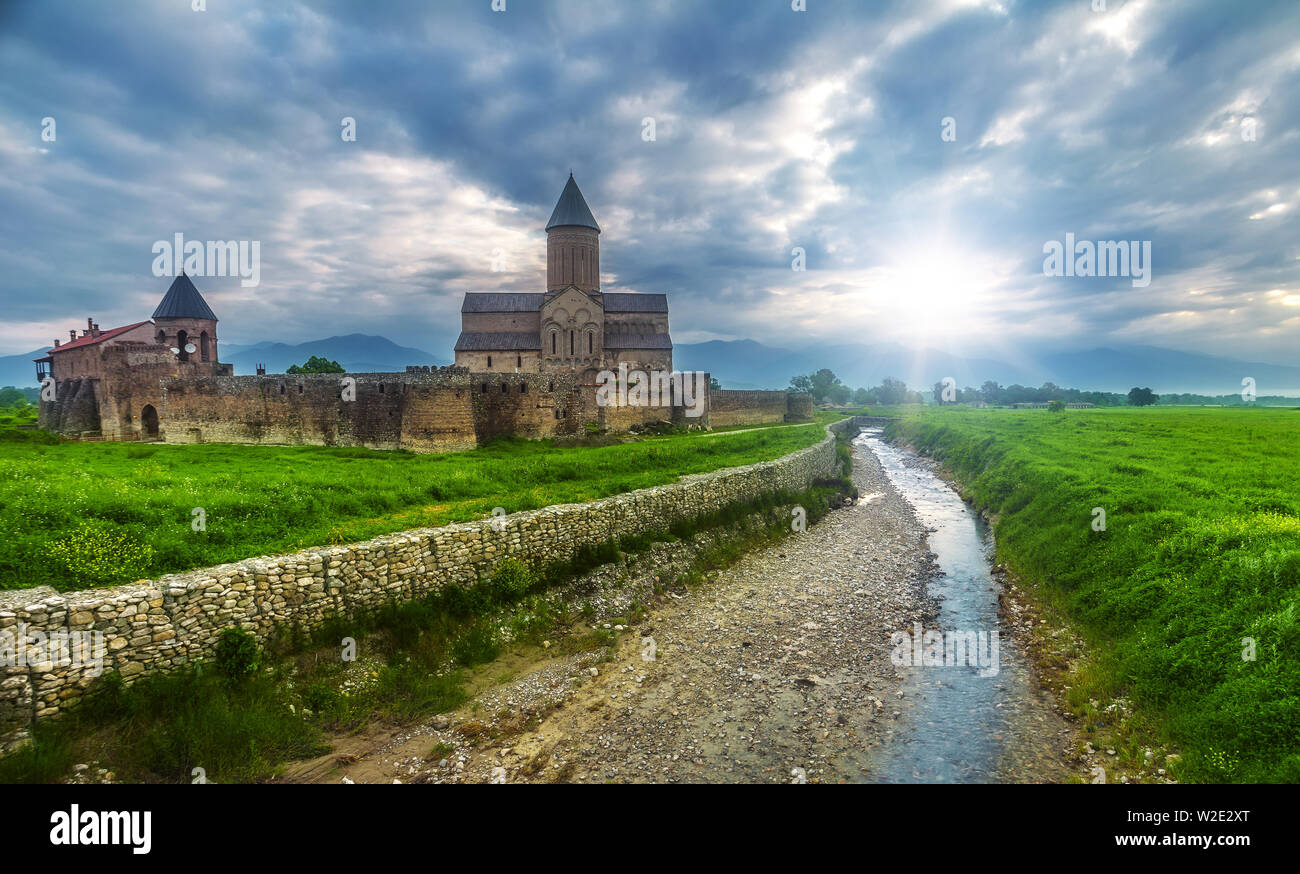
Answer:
[[453, 174, 673, 379]]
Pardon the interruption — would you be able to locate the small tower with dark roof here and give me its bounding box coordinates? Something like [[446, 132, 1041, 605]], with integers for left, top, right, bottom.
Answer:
[[546, 173, 601, 294], [152, 273, 220, 364]]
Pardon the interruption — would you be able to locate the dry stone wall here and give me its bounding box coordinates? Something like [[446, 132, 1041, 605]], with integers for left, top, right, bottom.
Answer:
[[0, 419, 858, 749]]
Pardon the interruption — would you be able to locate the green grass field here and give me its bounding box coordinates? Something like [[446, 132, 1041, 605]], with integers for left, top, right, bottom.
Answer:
[[0, 423, 826, 592], [887, 405, 1300, 783]]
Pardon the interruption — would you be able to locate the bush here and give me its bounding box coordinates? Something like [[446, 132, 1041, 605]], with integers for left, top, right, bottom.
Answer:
[[489, 558, 536, 602], [213, 628, 261, 684]]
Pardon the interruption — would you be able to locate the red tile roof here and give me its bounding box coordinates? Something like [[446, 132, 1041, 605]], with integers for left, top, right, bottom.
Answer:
[[45, 321, 151, 355]]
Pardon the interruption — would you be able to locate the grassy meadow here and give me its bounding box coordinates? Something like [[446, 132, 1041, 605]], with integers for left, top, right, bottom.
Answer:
[[887, 405, 1300, 783], [0, 422, 826, 592]]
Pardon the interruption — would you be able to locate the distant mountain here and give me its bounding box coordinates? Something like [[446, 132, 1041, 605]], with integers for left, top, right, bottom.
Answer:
[[0, 348, 47, 389], [0, 334, 447, 388], [676, 339, 1300, 395], [674, 340, 819, 390], [220, 334, 447, 374], [1035, 346, 1300, 396], [5, 332, 1296, 395], [674, 339, 1026, 391]]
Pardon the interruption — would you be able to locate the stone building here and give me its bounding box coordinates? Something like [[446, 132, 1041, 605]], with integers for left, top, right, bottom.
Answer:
[[36, 274, 233, 439], [454, 174, 673, 378], [36, 173, 810, 449]]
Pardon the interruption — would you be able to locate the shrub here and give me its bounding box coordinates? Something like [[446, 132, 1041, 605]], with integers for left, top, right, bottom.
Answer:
[[213, 627, 261, 684], [489, 558, 536, 602]]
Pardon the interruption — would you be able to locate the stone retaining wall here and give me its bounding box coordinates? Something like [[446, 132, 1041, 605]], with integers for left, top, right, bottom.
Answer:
[[0, 419, 856, 749]]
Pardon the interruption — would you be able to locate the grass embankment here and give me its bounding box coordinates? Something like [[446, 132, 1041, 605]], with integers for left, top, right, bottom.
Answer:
[[0, 449, 853, 784], [887, 406, 1300, 783], [0, 422, 826, 591]]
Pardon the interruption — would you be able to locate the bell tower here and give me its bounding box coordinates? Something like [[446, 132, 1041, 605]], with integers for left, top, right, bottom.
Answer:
[[545, 173, 601, 293]]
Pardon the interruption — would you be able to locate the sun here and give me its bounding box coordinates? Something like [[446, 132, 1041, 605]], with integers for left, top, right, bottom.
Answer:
[[883, 245, 989, 331]]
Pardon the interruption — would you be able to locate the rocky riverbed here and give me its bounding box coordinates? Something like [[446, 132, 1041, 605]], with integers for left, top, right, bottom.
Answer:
[[286, 437, 1087, 784]]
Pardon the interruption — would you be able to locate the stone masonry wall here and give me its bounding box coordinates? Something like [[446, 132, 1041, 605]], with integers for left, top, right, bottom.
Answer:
[[709, 389, 791, 428], [0, 419, 858, 749]]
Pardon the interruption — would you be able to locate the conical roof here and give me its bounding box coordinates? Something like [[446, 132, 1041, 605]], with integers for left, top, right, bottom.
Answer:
[[545, 173, 601, 232], [152, 273, 218, 321]]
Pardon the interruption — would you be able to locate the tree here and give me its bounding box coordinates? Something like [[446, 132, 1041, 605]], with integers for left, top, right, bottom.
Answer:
[[789, 369, 846, 403], [1047, 400, 1066, 412], [828, 383, 852, 405], [810, 368, 841, 403], [287, 356, 345, 374], [981, 380, 1002, 405], [0, 387, 30, 407], [877, 377, 909, 406], [852, 387, 872, 405], [1127, 387, 1158, 407], [709, 377, 721, 391]]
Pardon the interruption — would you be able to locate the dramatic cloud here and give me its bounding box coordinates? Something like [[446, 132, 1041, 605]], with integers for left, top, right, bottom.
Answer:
[[1, 0, 1296, 367]]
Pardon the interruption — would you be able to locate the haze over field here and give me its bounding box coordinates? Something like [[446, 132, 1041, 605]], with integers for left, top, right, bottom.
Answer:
[[1, 0, 1297, 378]]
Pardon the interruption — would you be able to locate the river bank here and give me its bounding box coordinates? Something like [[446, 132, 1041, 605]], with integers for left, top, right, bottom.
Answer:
[[887, 433, 1180, 785]]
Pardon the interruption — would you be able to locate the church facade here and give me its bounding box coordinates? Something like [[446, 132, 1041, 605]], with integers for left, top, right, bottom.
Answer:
[[454, 174, 673, 378]]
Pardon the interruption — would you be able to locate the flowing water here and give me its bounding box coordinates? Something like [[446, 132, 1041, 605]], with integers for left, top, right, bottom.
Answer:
[[854, 428, 1064, 783]]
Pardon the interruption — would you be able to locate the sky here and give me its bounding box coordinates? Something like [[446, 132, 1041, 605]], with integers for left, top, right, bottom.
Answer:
[[1, 0, 1298, 369]]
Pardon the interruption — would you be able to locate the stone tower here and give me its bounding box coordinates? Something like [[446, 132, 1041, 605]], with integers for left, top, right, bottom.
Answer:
[[546, 173, 601, 293], [152, 273, 220, 364]]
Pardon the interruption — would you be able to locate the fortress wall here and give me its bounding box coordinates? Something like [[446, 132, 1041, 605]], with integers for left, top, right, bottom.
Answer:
[[785, 392, 814, 421], [157, 371, 591, 452], [39, 366, 808, 447], [0, 419, 854, 749], [708, 389, 790, 428], [37, 378, 102, 436], [97, 350, 181, 440]]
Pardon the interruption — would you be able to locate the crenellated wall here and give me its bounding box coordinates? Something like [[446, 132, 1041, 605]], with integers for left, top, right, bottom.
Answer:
[[0, 419, 857, 749], [157, 371, 592, 452], [41, 366, 812, 451]]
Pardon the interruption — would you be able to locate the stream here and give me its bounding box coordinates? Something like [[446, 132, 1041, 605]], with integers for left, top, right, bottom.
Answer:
[[854, 428, 1070, 783]]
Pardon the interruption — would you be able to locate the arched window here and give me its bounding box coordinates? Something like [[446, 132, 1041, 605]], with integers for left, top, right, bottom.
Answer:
[[569, 331, 574, 356], [551, 333, 557, 355], [177, 330, 189, 362], [517, 354, 522, 368], [487, 355, 492, 368], [587, 332, 593, 354], [156, 329, 166, 345], [200, 331, 210, 362]]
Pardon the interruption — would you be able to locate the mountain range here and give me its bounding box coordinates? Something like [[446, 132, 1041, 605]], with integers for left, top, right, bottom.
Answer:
[[674, 340, 1300, 395], [2, 334, 1297, 396]]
